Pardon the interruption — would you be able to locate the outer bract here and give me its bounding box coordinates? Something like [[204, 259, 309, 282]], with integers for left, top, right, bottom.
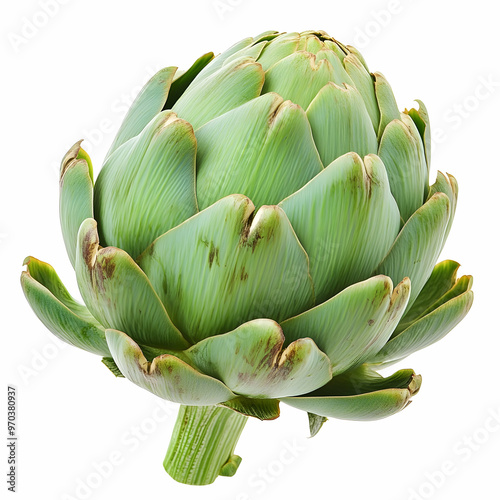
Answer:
[[22, 30, 473, 485]]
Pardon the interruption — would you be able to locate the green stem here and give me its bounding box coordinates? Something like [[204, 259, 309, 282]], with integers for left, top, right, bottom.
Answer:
[[164, 405, 248, 485]]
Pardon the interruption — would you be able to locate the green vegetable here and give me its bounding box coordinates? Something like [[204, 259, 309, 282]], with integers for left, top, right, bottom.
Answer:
[[21, 30, 473, 485]]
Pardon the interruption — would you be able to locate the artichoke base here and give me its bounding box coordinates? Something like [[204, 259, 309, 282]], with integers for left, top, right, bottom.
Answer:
[[164, 404, 248, 485]]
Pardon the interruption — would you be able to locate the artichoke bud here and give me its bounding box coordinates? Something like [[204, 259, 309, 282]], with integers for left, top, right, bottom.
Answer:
[[22, 30, 473, 486]]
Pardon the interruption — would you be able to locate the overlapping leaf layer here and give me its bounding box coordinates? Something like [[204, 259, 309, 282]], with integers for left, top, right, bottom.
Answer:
[[22, 30, 472, 423]]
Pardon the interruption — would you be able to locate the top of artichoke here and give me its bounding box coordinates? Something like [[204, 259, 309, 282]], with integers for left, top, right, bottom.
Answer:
[[85, 30, 429, 262]]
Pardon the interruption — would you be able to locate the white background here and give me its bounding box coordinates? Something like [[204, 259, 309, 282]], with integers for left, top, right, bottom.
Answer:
[[2, 1, 499, 499]]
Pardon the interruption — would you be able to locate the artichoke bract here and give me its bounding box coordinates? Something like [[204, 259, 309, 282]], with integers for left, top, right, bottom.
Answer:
[[22, 30, 473, 485]]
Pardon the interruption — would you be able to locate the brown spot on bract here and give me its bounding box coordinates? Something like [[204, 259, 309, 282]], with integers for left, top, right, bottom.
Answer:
[[100, 254, 116, 279], [240, 266, 248, 281], [239, 209, 256, 245], [208, 241, 219, 269], [367, 319, 375, 326], [268, 104, 281, 127], [60, 140, 84, 181], [95, 264, 106, 292], [364, 166, 373, 197], [227, 265, 238, 294], [256, 339, 282, 371], [249, 232, 263, 253], [82, 231, 97, 266]]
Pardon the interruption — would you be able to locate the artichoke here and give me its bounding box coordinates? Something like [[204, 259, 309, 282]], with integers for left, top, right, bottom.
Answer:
[[21, 29, 473, 485]]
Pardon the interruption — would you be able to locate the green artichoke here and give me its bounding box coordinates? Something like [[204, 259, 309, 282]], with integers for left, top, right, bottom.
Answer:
[[21, 29, 473, 485]]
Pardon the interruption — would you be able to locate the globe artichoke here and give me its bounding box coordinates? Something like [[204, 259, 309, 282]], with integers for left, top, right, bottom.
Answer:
[[21, 29, 473, 485]]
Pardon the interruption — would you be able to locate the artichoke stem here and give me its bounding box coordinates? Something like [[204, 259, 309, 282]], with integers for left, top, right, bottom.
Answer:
[[164, 404, 248, 485]]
